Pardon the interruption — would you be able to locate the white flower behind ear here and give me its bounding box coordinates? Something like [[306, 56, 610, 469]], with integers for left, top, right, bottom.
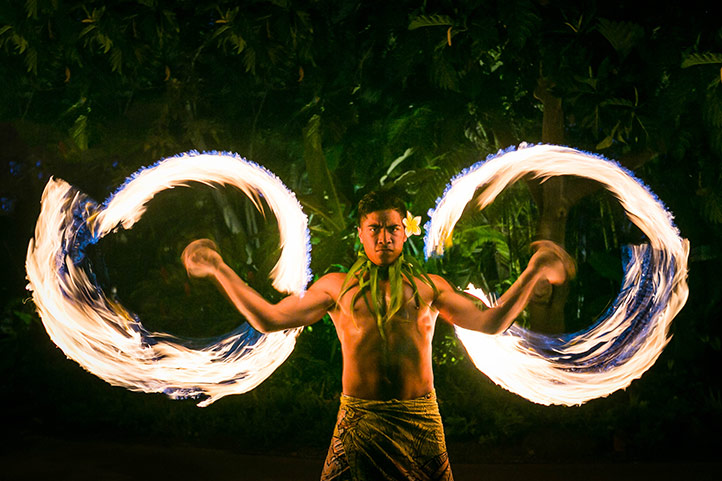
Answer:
[[403, 211, 422, 236]]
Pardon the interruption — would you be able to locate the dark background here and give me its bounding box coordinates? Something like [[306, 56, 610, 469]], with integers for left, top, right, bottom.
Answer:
[[1, 1, 721, 479]]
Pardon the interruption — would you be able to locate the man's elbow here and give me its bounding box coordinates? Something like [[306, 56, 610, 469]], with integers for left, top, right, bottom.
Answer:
[[447, 317, 504, 335], [255, 320, 287, 334], [478, 319, 507, 335], [248, 316, 279, 334], [485, 325, 506, 335], [254, 323, 274, 334], [253, 313, 297, 333]]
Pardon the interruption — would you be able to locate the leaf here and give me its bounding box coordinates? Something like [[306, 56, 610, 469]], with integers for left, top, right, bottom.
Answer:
[[63, 96, 88, 116], [699, 187, 722, 224], [431, 53, 459, 91], [243, 47, 256, 73], [596, 18, 643, 58], [458, 225, 508, 253], [110, 48, 123, 73], [211, 24, 231, 40], [387, 106, 434, 145], [380, 148, 415, 185], [13, 309, 34, 325], [302, 114, 346, 234], [79, 24, 96, 38], [300, 194, 343, 234], [24, 47, 37, 74], [408, 14, 453, 30], [703, 89, 722, 128], [70, 114, 89, 151], [13, 33, 28, 54], [681, 52, 722, 68], [25, 0, 38, 19], [232, 33, 247, 54], [500, 0, 541, 49], [217, 6, 239, 24], [601, 97, 636, 108]]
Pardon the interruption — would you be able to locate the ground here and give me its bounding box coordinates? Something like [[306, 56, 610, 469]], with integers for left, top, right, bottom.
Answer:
[[1, 434, 719, 481]]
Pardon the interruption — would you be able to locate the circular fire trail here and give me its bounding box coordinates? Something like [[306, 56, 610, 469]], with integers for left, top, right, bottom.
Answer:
[[425, 144, 689, 406], [26, 151, 310, 407], [27, 145, 688, 407]]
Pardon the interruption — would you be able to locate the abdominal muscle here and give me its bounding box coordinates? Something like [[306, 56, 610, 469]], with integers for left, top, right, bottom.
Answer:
[[328, 279, 439, 401]]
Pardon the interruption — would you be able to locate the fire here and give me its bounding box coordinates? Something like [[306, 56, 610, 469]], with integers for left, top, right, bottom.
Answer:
[[426, 144, 689, 406], [26, 146, 689, 408], [25, 152, 310, 406]]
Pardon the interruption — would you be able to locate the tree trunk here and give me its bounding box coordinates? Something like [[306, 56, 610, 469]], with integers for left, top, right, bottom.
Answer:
[[527, 77, 569, 334], [527, 78, 619, 333]]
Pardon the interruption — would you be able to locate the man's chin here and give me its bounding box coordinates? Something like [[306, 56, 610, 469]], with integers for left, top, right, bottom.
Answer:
[[371, 251, 400, 266]]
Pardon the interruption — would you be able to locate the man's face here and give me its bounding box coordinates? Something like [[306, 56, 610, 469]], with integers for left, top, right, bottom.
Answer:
[[358, 209, 407, 266]]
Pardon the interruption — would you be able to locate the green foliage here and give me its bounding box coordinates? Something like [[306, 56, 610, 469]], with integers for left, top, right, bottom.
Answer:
[[681, 52, 722, 68], [498, 0, 541, 49], [302, 113, 348, 235], [1, 0, 721, 462], [0, 297, 40, 339], [596, 18, 644, 59], [408, 14, 454, 31]]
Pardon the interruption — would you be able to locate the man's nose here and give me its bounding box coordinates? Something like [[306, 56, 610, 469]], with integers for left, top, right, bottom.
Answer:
[[378, 229, 390, 244]]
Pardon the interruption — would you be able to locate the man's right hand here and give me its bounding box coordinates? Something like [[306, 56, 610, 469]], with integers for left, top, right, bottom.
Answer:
[[529, 240, 576, 286], [182, 239, 223, 278]]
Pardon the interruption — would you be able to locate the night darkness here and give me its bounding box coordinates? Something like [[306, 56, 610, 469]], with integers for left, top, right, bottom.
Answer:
[[2, 1, 721, 480]]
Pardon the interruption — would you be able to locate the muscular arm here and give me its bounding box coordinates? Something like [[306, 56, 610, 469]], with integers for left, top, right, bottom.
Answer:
[[433, 241, 575, 335], [182, 239, 335, 333]]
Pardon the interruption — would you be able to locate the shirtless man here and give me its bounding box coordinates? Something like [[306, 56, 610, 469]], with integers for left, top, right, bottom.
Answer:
[[182, 190, 574, 481]]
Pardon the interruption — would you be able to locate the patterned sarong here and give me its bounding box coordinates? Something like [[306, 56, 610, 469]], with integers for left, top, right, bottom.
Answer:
[[320, 391, 453, 481]]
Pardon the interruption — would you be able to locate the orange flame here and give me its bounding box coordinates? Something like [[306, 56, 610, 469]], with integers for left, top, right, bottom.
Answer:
[[26, 153, 310, 406], [427, 144, 689, 405]]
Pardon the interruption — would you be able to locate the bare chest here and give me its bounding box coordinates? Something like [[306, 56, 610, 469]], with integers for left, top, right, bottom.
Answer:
[[330, 280, 437, 343]]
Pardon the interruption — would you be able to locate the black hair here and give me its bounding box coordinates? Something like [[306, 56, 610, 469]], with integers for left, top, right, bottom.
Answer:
[[357, 189, 407, 224]]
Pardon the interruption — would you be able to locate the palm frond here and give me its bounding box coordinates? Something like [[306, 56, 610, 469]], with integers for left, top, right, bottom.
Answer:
[[408, 14, 453, 31], [681, 52, 722, 68], [596, 18, 643, 58]]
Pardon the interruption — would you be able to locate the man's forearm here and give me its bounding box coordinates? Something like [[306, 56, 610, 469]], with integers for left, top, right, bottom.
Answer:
[[182, 238, 329, 332], [208, 262, 332, 333], [484, 267, 546, 334], [438, 242, 570, 334], [211, 263, 279, 333], [437, 265, 546, 335]]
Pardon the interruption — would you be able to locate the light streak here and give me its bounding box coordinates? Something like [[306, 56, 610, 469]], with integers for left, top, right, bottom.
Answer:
[[426, 144, 689, 406], [26, 151, 310, 407]]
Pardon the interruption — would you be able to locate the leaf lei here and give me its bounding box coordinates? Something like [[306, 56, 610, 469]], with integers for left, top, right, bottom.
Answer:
[[339, 249, 438, 340]]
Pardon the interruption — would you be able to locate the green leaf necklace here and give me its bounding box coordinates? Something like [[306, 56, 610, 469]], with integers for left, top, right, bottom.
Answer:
[[339, 250, 438, 340]]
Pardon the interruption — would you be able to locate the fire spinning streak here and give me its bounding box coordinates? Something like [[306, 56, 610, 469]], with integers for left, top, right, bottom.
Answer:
[[26, 145, 688, 407], [425, 143, 689, 406], [26, 151, 310, 406]]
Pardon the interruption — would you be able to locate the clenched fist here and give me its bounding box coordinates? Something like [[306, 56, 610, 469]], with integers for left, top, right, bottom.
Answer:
[[181, 239, 223, 278], [529, 240, 576, 286]]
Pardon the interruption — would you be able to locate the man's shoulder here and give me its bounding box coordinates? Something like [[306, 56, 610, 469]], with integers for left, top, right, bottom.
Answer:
[[316, 272, 348, 284], [310, 272, 348, 292], [299, 273, 346, 306], [426, 273, 452, 290]]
